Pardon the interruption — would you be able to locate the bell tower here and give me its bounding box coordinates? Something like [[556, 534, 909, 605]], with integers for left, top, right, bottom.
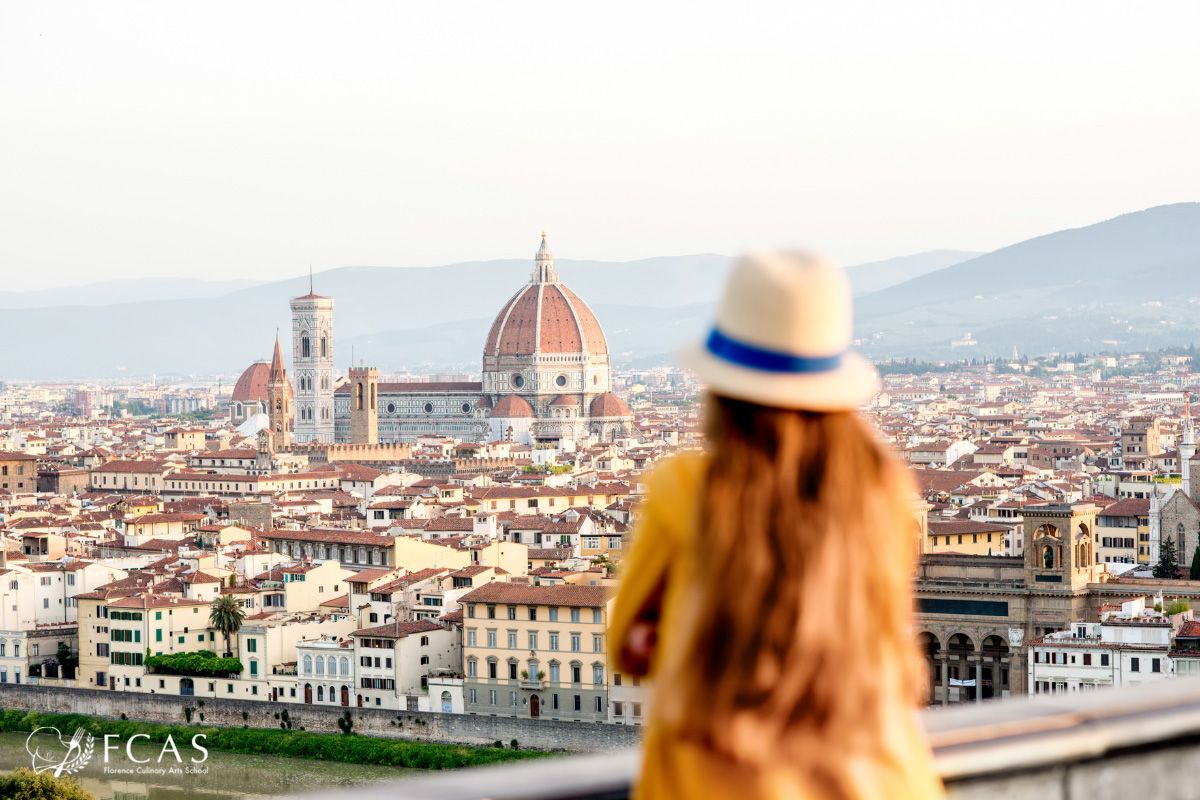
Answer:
[[267, 333, 291, 450], [349, 365, 378, 444]]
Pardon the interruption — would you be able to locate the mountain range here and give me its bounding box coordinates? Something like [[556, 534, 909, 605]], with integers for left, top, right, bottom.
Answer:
[[2, 204, 1197, 380], [0, 250, 962, 380]]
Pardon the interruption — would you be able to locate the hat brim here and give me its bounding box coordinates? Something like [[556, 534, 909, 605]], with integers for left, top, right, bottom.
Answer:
[[678, 340, 879, 412]]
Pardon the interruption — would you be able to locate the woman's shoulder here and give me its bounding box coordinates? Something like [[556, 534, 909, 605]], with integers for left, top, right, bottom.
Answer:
[[643, 450, 709, 510]]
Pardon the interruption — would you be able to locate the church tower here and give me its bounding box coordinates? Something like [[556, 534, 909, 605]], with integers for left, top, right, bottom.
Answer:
[[291, 279, 335, 443], [267, 333, 291, 450], [349, 365, 378, 444]]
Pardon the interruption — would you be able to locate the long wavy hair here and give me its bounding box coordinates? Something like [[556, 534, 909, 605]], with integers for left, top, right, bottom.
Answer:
[[653, 394, 923, 796]]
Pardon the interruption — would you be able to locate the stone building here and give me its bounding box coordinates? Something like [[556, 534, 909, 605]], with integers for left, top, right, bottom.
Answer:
[[291, 288, 336, 443], [915, 503, 1104, 705]]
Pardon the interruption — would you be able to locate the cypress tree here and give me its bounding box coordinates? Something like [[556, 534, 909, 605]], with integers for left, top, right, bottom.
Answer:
[[1190, 545, 1200, 581], [1155, 536, 1180, 579]]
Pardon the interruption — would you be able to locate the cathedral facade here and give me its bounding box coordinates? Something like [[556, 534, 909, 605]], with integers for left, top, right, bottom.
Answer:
[[279, 235, 632, 446]]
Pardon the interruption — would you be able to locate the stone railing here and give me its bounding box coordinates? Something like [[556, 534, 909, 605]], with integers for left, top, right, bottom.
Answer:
[[303, 677, 1200, 799]]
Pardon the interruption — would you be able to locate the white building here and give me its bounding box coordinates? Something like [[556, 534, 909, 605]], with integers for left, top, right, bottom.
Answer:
[[291, 288, 336, 443], [351, 619, 459, 710], [1028, 607, 1174, 694]]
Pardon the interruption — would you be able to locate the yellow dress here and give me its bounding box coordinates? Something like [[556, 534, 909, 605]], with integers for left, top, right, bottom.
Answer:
[[610, 452, 945, 800]]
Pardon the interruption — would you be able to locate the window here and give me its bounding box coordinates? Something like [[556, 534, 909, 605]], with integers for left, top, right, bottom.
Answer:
[[488, 661, 498, 679], [467, 629, 477, 647], [510, 690, 518, 707], [529, 607, 537, 621], [508, 606, 517, 621], [595, 696, 604, 713], [592, 609, 601, 624], [508, 662, 518, 680], [1153, 658, 1161, 673], [632, 703, 642, 718], [487, 630, 497, 648], [489, 690, 497, 705], [573, 695, 582, 711], [550, 663, 560, 682], [420, 635, 429, 646], [571, 608, 580, 623], [1131, 657, 1140, 673], [594, 665, 604, 684], [508, 632, 517, 649], [420, 656, 429, 665], [552, 693, 559, 710], [1083, 653, 1091, 666], [468, 659, 477, 678], [571, 634, 581, 652], [468, 605, 476, 619], [529, 632, 538, 650], [488, 605, 496, 619], [549, 633, 559, 651], [593, 635, 602, 652], [469, 688, 477, 704], [571, 664, 582, 684], [549, 608, 559, 622]]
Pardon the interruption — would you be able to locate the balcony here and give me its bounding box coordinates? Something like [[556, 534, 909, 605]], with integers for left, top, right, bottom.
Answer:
[[308, 677, 1200, 799], [518, 679, 545, 690]]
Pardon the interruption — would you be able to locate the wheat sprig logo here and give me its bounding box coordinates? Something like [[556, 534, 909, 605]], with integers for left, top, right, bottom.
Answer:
[[26, 726, 95, 776]]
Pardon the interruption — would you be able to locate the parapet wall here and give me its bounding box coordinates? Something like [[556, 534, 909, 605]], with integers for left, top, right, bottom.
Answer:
[[0, 684, 639, 753]]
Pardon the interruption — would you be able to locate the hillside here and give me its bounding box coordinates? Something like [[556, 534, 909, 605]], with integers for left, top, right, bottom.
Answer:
[[843, 250, 981, 295], [854, 203, 1200, 359]]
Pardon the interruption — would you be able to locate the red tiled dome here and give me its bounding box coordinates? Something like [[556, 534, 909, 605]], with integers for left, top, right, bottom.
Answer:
[[589, 392, 631, 418], [548, 394, 577, 407], [484, 283, 608, 358], [231, 360, 293, 405], [491, 395, 536, 418]]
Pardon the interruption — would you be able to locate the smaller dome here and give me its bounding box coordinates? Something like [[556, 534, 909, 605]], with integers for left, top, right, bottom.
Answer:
[[474, 396, 494, 410], [232, 360, 293, 404], [548, 394, 576, 407], [491, 395, 536, 418], [590, 392, 631, 418]]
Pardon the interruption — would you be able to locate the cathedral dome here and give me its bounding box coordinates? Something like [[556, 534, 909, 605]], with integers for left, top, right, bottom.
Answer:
[[589, 392, 631, 418], [484, 283, 609, 357], [483, 234, 609, 358], [491, 394, 536, 418], [232, 361, 292, 404]]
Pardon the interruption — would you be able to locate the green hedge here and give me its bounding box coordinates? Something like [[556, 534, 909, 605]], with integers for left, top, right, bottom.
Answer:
[[144, 650, 243, 677], [0, 711, 548, 770]]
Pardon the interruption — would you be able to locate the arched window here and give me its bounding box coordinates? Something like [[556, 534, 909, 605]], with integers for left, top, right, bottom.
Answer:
[[371, 385, 376, 411], [340, 657, 350, 676], [302, 336, 311, 358], [317, 685, 324, 701], [315, 657, 324, 675], [356, 383, 363, 411], [303, 655, 313, 674], [327, 656, 336, 675], [321, 337, 327, 357]]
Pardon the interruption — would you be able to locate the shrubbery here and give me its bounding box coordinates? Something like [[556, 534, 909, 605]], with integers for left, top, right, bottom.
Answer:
[[144, 650, 243, 677], [0, 710, 547, 770], [0, 768, 95, 800]]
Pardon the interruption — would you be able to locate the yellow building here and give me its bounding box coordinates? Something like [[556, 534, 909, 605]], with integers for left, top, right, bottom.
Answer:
[[927, 520, 1008, 557], [459, 582, 613, 722]]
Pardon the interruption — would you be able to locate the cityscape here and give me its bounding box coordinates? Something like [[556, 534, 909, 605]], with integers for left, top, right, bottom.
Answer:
[[4, 2, 1200, 799]]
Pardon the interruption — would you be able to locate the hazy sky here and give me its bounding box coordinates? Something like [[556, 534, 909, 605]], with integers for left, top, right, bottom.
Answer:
[[2, 2, 1198, 292]]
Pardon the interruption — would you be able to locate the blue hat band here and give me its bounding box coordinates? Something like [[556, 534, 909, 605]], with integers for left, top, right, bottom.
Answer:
[[706, 329, 844, 374]]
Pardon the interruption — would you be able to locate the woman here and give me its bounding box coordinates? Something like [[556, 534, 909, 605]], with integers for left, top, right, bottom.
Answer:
[[611, 253, 943, 800]]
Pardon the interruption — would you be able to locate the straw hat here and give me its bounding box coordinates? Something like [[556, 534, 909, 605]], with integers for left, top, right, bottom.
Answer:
[[679, 252, 879, 411]]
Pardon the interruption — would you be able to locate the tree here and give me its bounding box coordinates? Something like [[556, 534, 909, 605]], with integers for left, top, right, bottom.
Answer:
[[1191, 545, 1200, 581], [209, 594, 246, 657], [1155, 536, 1180, 579], [57, 642, 78, 680]]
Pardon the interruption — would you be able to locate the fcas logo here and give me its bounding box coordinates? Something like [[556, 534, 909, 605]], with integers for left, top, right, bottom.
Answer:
[[26, 727, 95, 777]]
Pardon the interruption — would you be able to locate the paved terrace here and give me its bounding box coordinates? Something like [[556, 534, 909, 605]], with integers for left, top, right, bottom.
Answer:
[[297, 677, 1200, 800]]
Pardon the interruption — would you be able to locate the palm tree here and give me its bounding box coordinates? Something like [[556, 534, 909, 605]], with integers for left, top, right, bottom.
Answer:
[[209, 594, 245, 657]]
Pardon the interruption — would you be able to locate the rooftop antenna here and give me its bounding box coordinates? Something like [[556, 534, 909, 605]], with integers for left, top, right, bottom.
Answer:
[[309, 264, 313, 294]]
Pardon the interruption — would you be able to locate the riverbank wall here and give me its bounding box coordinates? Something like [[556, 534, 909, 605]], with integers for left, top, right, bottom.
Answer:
[[0, 685, 640, 753]]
